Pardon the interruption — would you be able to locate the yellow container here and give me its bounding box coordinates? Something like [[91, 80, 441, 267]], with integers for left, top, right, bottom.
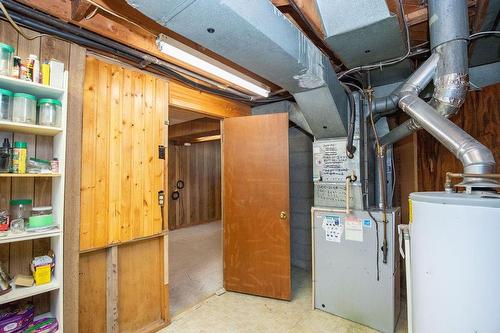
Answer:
[[33, 264, 51, 285], [41, 63, 50, 85], [12, 141, 27, 174]]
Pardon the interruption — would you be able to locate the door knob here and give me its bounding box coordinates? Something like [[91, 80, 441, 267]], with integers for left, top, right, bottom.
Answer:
[[280, 211, 287, 220]]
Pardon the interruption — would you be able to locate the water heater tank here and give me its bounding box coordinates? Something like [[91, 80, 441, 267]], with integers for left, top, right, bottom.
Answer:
[[409, 192, 500, 332]]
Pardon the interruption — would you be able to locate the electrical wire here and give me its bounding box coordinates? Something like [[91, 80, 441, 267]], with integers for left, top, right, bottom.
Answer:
[[0, 1, 51, 40], [0, 0, 290, 105], [469, 30, 500, 40], [368, 210, 380, 282], [341, 82, 357, 158], [338, 0, 410, 79]]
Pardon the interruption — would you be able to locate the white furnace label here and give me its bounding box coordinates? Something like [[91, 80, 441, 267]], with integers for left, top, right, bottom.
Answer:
[[322, 215, 343, 242], [345, 215, 363, 242]]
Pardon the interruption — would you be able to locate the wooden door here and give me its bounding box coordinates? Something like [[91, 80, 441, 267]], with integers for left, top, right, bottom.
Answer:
[[223, 113, 291, 300]]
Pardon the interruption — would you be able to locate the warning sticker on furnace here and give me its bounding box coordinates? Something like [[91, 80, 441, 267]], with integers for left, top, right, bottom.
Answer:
[[322, 215, 343, 242]]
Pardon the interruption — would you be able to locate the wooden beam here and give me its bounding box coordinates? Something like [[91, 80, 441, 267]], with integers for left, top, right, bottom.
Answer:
[[271, 0, 344, 68], [106, 246, 119, 333], [405, 0, 476, 27], [169, 82, 251, 119], [169, 117, 221, 141], [71, 0, 94, 21], [63, 43, 86, 333]]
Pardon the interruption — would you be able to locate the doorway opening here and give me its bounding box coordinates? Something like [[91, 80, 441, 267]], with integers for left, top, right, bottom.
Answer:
[[168, 107, 223, 317]]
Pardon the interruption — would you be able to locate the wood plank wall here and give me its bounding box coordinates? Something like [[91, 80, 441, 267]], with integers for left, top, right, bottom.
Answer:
[[168, 140, 222, 230], [80, 57, 167, 251], [0, 21, 81, 316], [417, 83, 500, 191]]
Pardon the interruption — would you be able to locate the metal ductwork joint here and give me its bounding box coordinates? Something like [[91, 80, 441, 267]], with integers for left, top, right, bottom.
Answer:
[[380, 0, 497, 187], [127, 0, 348, 139]]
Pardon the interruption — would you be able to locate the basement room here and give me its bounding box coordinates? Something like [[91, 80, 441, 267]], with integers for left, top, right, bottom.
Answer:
[[0, 0, 498, 333]]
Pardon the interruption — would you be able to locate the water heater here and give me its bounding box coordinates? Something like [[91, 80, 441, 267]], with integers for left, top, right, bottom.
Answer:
[[409, 192, 500, 332]]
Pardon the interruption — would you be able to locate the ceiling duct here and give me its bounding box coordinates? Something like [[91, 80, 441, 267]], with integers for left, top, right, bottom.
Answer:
[[126, 0, 348, 138], [314, 0, 407, 68]]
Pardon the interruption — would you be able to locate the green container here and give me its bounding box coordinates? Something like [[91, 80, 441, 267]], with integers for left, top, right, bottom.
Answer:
[[28, 214, 53, 228], [28, 206, 53, 228]]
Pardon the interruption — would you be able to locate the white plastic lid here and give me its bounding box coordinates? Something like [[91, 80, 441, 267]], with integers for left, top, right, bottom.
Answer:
[[32, 206, 52, 211]]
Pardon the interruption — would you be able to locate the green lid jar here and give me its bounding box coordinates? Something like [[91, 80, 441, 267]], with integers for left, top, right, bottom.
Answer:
[[14, 141, 27, 149], [0, 88, 14, 97], [0, 43, 14, 76], [0, 43, 15, 54], [10, 199, 32, 205], [13, 93, 36, 101], [13, 93, 37, 124], [38, 98, 61, 127], [0, 88, 13, 121], [38, 98, 62, 106]]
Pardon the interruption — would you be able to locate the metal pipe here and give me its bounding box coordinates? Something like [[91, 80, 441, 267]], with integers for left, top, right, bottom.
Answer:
[[398, 94, 496, 182], [378, 0, 469, 144]]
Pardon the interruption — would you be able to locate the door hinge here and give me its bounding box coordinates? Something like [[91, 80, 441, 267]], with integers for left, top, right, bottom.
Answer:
[[158, 145, 166, 160]]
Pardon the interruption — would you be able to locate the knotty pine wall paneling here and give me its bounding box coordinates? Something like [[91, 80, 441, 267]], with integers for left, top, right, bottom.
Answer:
[[80, 57, 167, 251]]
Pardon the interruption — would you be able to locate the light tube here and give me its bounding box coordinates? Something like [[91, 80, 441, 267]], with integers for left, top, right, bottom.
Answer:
[[157, 40, 270, 97]]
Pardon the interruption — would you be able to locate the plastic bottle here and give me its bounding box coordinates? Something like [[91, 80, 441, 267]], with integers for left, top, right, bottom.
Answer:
[[12, 141, 27, 174]]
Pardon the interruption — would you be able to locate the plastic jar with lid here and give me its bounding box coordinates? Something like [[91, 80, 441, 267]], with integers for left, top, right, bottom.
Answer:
[[37, 98, 61, 127], [0, 88, 13, 121], [12, 93, 36, 124], [0, 43, 14, 76], [10, 199, 32, 221]]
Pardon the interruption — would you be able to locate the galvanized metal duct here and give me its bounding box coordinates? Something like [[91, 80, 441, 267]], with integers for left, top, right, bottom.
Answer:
[[380, 0, 497, 186], [315, 0, 407, 68], [127, 0, 348, 138]]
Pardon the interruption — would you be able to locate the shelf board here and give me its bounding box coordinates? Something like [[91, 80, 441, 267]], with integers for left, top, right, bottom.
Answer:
[[0, 228, 61, 245], [0, 120, 62, 136], [0, 280, 59, 305], [0, 173, 61, 178], [0, 75, 64, 99]]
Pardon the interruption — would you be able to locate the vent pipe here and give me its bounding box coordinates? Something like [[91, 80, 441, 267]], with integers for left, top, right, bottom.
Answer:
[[377, 0, 497, 187]]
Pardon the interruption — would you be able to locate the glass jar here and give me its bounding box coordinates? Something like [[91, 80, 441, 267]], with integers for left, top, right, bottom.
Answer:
[[29, 206, 53, 228], [37, 98, 61, 127], [10, 218, 25, 233], [0, 88, 13, 121], [12, 93, 36, 124], [0, 43, 14, 76], [9, 199, 32, 221]]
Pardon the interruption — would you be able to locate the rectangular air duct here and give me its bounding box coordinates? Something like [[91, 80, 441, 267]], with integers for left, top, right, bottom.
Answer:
[[127, 0, 348, 138]]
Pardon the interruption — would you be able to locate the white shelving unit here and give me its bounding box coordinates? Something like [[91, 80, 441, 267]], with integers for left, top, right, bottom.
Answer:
[[0, 73, 68, 330]]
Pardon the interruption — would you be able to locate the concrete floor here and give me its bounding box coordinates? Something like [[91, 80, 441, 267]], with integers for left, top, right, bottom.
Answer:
[[169, 220, 223, 317], [162, 266, 408, 333]]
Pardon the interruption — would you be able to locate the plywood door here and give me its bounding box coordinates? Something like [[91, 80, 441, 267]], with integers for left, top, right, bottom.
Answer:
[[223, 113, 291, 300], [80, 57, 167, 251]]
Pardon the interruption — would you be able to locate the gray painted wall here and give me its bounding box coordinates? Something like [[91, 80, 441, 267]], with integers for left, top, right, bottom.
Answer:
[[289, 127, 313, 271]]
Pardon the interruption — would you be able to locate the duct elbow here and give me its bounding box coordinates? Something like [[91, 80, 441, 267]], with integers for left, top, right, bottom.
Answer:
[[460, 140, 497, 175]]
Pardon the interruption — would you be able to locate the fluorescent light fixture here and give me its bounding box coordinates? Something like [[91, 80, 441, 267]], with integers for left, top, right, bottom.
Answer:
[[156, 36, 270, 97]]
